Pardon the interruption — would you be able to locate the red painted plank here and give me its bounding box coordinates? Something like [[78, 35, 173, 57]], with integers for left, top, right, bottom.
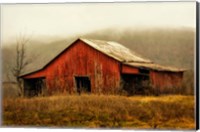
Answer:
[[150, 71, 183, 92], [121, 65, 139, 74]]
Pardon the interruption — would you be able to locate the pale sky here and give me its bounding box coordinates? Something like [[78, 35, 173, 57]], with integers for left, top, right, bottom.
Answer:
[[1, 2, 196, 43]]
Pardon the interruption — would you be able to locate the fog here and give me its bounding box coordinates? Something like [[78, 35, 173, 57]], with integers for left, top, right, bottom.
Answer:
[[1, 2, 195, 44]]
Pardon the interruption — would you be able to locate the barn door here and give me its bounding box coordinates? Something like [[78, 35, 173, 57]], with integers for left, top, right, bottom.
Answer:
[[24, 77, 46, 97], [75, 76, 91, 94]]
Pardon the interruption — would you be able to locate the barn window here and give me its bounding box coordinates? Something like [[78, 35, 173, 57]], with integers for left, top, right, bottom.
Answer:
[[75, 76, 91, 94]]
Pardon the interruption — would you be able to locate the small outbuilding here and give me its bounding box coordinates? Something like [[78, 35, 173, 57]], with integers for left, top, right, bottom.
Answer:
[[19, 38, 184, 96]]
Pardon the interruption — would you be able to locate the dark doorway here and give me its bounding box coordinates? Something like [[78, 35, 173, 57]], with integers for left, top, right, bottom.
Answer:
[[121, 74, 150, 95], [24, 77, 46, 97], [75, 76, 91, 94]]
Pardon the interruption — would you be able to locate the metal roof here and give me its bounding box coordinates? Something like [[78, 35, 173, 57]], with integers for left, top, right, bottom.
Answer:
[[80, 38, 152, 63], [20, 38, 183, 77]]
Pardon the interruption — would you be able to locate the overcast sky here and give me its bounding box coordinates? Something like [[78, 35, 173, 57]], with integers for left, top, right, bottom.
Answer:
[[1, 2, 196, 43]]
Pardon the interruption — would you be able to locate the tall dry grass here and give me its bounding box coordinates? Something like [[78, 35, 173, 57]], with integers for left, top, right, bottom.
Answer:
[[2, 94, 195, 129]]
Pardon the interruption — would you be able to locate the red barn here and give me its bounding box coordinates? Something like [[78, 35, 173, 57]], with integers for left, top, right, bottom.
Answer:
[[19, 38, 184, 96]]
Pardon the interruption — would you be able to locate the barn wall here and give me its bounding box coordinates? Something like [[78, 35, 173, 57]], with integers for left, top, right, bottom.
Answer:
[[24, 40, 121, 94], [150, 71, 183, 93], [121, 65, 139, 74]]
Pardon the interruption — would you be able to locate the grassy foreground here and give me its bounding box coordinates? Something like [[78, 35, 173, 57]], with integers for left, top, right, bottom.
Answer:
[[2, 94, 195, 129]]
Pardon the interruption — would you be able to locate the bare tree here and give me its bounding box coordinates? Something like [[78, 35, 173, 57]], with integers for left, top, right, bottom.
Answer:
[[12, 36, 32, 96]]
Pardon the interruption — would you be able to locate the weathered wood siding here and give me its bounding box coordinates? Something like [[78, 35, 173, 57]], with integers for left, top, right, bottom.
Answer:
[[23, 40, 121, 94], [150, 71, 183, 93], [121, 65, 139, 74]]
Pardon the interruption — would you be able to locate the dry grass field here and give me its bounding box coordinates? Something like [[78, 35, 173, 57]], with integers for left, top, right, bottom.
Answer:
[[2, 94, 195, 129]]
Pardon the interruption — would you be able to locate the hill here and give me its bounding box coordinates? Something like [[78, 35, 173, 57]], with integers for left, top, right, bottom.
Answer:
[[2, 27, 195, 82]]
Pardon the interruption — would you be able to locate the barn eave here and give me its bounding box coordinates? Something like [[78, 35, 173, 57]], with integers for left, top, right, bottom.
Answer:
[[123, 62, 185, 72]]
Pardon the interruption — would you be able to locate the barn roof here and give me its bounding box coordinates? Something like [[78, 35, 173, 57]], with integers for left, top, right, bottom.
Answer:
[[20, 38, 183, 77], [80, 38, 152, 63], [124, 62, 184, 72]]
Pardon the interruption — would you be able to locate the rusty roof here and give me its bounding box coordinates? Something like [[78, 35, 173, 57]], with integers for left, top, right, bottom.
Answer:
[[20, 38, 183, 77], [80, 38, 152, 63]]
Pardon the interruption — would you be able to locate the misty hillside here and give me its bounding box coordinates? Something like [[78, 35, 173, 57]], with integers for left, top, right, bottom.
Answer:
[[83, 28, 195, 69], [2, 28, 195, 82]]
